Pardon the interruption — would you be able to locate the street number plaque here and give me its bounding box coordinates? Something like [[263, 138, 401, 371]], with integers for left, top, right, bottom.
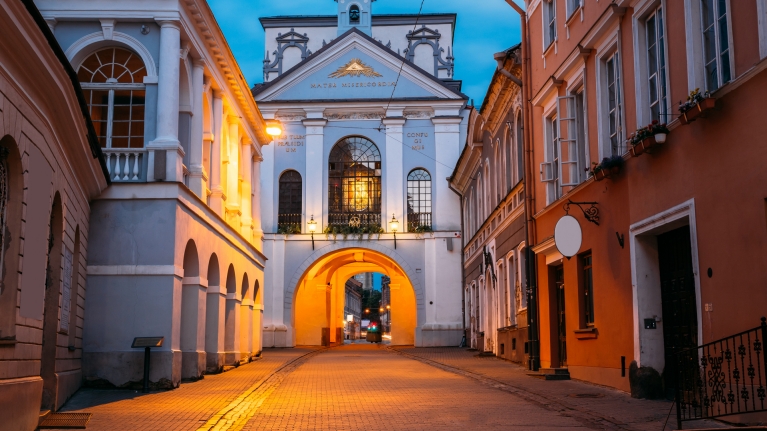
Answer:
[[131, 337, 164, 348]]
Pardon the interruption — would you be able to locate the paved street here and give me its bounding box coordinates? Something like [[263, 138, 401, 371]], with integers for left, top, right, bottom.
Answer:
[[49, 344, 729, 431]]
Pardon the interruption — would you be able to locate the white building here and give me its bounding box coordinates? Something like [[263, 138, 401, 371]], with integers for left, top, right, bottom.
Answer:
[[256, 1, 468, 347], [37, 0, 272, 390]]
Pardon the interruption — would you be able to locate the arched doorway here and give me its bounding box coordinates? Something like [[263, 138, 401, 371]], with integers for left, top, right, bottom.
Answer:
[[292, 248, 417, 346]]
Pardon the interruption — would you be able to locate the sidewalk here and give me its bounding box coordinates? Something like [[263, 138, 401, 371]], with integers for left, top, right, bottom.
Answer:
[[392, 347, 727, 431], [55, 349, 315, 431]]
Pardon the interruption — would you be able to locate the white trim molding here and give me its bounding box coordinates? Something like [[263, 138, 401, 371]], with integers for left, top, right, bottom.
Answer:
[[65, 31, 159, 78]]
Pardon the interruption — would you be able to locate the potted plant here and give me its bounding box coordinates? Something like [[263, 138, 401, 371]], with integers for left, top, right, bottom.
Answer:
[[629, 120, 669, 157], [587, 155, 624, 181], [277, 224, 301, 238], [678, 88, 715, 124]]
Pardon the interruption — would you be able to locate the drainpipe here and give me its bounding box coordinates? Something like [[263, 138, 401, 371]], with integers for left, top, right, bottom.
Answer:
[[504, 0, 540, 371], [448, 181, 467, 347], [494, 52, 523, 87]]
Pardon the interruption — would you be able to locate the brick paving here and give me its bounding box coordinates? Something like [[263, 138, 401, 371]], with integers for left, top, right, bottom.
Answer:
[[46, 344, 735, 430]]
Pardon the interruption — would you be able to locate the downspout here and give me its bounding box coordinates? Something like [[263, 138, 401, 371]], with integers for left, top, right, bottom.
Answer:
[[505, 0, 540, 371], [448, 181, 467, 347]]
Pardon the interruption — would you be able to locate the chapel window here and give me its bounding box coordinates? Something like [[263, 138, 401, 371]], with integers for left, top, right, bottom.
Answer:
[[349, 5, 361, 24], [278, 170, 302, 233], [77, 47, 146, 149], [406, 168, 432, 231], [328, 136, 382, 230]]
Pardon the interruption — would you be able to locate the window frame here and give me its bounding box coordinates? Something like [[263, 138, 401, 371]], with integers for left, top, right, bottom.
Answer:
[[633, 1, 672, 127], [579, 252, 595, 327], [683, 0, 735, 94], [406, 168, 432, 232], [566, 0, 582, 21], [700, 0, 732, 91], [645, 6, 668, 123], [596, 38, 625, 159], [543, 0, 557, 50], [278, 169, 303, 231], [541, 112, 561, 205]]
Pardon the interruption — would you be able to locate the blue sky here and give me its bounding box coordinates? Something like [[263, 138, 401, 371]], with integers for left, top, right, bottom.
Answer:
[[208, 0, 522, 106]]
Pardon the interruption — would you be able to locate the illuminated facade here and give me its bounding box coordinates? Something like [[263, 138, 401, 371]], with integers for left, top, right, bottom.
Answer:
[[256, 1, 468, 347]]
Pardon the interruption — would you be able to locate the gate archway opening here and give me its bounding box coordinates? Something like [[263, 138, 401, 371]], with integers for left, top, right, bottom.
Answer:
[[293, 248, 417, 346]]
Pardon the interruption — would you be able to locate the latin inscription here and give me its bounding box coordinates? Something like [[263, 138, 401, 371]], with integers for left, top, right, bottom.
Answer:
[[407, 132, 428, 150], [276, 134, 305, 153], [311, 81, 398, 89]]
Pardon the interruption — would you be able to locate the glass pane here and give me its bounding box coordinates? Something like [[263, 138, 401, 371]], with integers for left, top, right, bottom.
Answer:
[[113, 106, 131, 122], [721, 51, 731, 83], [705, 59, 718, 91], [112, 121, 129, 137], [718, 16, 729, 52], [717, 0, 727, 18], [111, 137, 129, 148], [649, 76, 658, 104], [703, 26, 716, 64], [702, 0, 715, 29]]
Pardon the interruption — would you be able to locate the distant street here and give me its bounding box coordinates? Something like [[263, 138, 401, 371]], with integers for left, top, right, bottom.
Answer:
[[52, 345, 725, 431]]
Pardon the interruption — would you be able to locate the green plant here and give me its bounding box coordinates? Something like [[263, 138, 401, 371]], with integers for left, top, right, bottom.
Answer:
[[412, 225, 433, 233], [628, 120, 669, 146], [276, 224, 301, 237], [587, 155, 624, 177], [323, 224, 384, 241], [678, 88, 711, 113]]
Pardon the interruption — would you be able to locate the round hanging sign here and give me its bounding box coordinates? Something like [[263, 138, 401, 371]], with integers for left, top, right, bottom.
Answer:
[[554, 215, 583, 258]]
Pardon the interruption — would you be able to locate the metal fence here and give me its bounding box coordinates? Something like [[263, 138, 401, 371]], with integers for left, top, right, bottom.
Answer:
[[277, 213, 302, 232], [675, 317, 767, 429], [327, 212, 381, 230], [407, 212, 432, 231]]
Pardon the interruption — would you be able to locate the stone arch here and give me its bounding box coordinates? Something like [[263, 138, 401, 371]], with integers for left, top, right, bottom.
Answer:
[[66, 31, 157, 78], [180, 240, 204, 379], [225, 264, 236, 294], [240, 273, 250, 302], [0, 135, 24, 339], [41, 192, 63, 410], [204, 253, 222, 372], [207, 254, 220, 287], [182, 240, 199, 278], [223, 264, 238, 365]]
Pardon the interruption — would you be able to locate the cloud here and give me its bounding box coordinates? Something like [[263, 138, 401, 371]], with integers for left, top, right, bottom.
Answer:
[[207, 0, 521, 105]]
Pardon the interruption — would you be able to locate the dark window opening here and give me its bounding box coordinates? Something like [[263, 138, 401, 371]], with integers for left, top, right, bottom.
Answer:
[[349, 5, 361, 23], [278, 170, 302, 232]]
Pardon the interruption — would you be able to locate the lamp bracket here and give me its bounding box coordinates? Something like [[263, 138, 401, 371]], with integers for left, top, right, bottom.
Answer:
[[563, 200, 600, 226]]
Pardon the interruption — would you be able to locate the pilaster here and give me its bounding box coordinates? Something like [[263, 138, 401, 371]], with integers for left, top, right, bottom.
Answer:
[[303, 118, 327, 229], [209, 91, 224, 216], [383, 117, 406, 232], [432, 116, 463, 231], [188, 59, 206, 198]]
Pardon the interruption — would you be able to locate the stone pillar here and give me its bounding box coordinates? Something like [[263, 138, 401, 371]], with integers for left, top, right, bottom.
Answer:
[[240, 140, 253, 238], [205, 285, 226, 373], [253, 303, 263, 354], [432, 116, 463, 231], [209, 92, 224, 215], [181, 277, 207, 379], [188, 59, 206, 198], [251, 157, 263, 249], [149, 20, 183, 182], [224, 293, 241, 365], [226, 117, 241, 225], [240, 299, 253, 361], [383, 117, 406, 231], [303, 118, 327, 228], [260, 143, 275, 234]]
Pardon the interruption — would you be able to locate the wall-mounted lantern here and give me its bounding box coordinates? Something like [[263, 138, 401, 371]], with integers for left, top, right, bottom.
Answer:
[[307, 215, 317, 250], [266, 120, 283, 137], [389, 214, 399, 249]]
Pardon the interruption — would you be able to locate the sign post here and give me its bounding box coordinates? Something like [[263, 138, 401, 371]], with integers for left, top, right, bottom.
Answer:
[[131, 337, 164, 393]]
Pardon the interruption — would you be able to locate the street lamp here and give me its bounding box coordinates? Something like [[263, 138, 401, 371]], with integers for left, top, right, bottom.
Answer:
[[389, 213, 399, 249], [307, 215, 317, 250], [265, 120, 283, 137]]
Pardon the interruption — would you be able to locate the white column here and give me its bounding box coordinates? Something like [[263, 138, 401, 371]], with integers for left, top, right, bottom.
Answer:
[[240, 299, 253, 360], [240, 140, 253, 238], [251, 156, 263, 248], [383, 117, 406, 231], [209, 92, 224, 215], [303, 119, 327, 228], [432, 117, 463, 231], [150, 20, 183, 182], [188, 59, 206, 198], [260, 144, 275, 233], [226, 116, 241, 223]]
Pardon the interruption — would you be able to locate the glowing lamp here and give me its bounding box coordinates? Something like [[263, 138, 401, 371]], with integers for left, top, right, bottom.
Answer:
[[390, 214, 399, 249], [307, 215, 317, 250], [265, 120, 282, 137]]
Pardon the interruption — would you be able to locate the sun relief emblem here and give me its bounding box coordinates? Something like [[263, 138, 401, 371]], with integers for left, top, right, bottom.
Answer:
[[328, 58, 383, 78]]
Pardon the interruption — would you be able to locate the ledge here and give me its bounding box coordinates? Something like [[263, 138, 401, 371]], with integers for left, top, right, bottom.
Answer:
[[0, 337, 17, 346], [574, 327, 598, 339]]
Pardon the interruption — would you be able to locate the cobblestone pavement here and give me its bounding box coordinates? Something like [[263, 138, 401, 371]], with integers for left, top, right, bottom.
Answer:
[[49, 345, 732, 430], [392, 347, 728, 431]]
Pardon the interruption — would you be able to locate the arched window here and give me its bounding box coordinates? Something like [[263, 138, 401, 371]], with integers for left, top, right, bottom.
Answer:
[[328, 136, 381, 228], [278, 170, 302, 232], [77, 47, 146, 148], [349, 4, 361, 23], [516, 112, 524, 181], [505, 126, 513, 192], [406, 168, 432, 231]]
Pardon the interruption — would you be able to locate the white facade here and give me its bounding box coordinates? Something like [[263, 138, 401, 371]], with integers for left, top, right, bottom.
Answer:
[[37, 0, 271, 389], [256, 2, 468, 347]]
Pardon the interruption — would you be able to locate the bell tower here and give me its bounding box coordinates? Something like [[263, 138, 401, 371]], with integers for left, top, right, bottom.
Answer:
[[336, 0, 374, 36]]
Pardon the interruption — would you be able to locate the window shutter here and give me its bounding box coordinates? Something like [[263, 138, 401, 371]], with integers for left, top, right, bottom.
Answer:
[[557, 96, 580, 187]]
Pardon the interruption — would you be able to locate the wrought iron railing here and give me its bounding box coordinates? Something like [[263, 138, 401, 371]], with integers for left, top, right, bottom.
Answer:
[[407, 212, 432, 231], [675, 317, 767, 429], [327, 212, 381, 230], [277, 213, 302, 233]]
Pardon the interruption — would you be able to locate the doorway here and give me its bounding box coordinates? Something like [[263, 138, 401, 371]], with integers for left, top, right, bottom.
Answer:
[[554, 265, 567, 368], [658, 226, 698, 394]]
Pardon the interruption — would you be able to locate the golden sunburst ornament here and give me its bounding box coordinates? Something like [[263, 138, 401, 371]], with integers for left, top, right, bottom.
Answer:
[[328, 58, 383, 78]]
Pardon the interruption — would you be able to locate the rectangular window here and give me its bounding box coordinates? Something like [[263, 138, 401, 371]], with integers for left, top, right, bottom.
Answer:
[[541, 115, 561, 203], [581, 253, 595, 326], [566, 0, 581, 20], [83, 88, 145, 149], [646, 7, 668, 122], [544, 0, 557, 48], [557, 90, 587, 187], [605, 52, 623, 156], [701, 0, 731, 91]]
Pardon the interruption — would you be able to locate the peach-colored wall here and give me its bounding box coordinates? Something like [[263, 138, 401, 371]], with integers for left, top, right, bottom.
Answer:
[[731, 0, 760, 77]]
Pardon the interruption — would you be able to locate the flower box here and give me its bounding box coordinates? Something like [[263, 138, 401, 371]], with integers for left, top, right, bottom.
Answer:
[[679, 97, 716, 124], [593, 166, 620, 182], [631, 134, 665, 157]]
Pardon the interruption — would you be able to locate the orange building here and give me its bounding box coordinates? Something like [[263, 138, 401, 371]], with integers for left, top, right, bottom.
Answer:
[[518, 0, 767, 398]]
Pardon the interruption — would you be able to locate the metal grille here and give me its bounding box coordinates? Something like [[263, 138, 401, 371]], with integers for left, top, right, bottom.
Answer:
[[38, 412, 92, 429], [407, 168, 432, 230], [675, 318, 767, 428], [328, 136, 381, 228], [278, 170, 302, 231]]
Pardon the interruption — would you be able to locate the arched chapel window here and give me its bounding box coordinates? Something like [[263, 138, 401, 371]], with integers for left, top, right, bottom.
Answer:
[[407, 168, 432, 231], [349, 5, 361, 23], [77, 47, 146, 148], [278, 170, 302, 232], [328, 136, 381, 229]]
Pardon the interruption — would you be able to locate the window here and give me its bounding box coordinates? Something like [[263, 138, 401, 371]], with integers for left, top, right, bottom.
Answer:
[[566, 0, 581, 20], [556, 91, 588, 187], [581, 253, 595, 326], [477, 173, 483, 223], [543, 0, 557, 50], [605, 52, 623, 156], [278, 170, 302, 232], [328, 136, 381, 229], [407, 169, 432, 231], [349, 4, 361, 24], [516, 112, 524, 182], [701, 0, 731, 91], [77, 48, 146, 148], [505, 128, 513, 193], [541, 114, 561, 203], [646, 7, 668, 122], [544, 0, 557, 48]]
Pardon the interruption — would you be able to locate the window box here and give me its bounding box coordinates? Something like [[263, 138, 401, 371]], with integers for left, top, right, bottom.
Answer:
[[679, 97, 716, 124], [588, 155, 623, 182], [630, 135, 664, 157], [629, 121, 669, 157], [594, 166, 620, 182]]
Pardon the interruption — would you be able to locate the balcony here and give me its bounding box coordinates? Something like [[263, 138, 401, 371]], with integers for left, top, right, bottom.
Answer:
[[277, 213, 302, 234], [104, 149, 146, 182], [407, 212, 432, 232]]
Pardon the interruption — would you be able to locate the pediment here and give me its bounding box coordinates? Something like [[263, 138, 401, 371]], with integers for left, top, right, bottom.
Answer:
[[253, 29, 465, 103]]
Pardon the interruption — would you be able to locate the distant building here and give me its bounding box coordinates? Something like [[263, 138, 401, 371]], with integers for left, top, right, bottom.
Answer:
[[344, 278, 363, 339], [381, 275, 391, 332], [354, 272, 374, 291]]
